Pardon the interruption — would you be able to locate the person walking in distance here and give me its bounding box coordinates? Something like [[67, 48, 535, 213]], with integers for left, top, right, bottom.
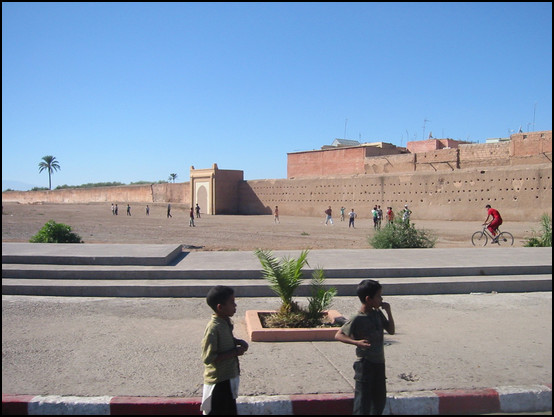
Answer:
[[402, 205, 412, 223], [195, 203, 201, 219], [274, 206, 280, 224], [348, 208, 357, 228], [167, 204, 172, 218], [386, 207, 394, 225], [372, 205, 379, 230], [324, 206, 334, 225], [189, 207, 196, 227]]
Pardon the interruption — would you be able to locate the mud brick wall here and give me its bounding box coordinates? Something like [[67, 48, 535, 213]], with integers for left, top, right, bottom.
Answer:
[[239, 164, 552, 221], [364, 153, 415, 174], [407, 138, 470, 153], [287, 147, 367, 178], [3, 132, 551, 222], [214, 170, 244, 214], [459, 142, 511, 168], [2, 183, 190, 205], [414, 148, 459, 171]]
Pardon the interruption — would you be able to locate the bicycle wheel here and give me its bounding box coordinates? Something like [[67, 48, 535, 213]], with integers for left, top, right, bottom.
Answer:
[[496, 232, 514, 246], [471, 231, 488, 246]]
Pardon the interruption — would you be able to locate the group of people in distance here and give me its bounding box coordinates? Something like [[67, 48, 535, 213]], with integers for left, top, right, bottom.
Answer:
[[318, 205, 413, 229], [111, 203, 202, 226]]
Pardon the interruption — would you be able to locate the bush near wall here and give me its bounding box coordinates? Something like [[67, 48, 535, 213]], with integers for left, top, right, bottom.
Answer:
[[30, 220, 83, 243]]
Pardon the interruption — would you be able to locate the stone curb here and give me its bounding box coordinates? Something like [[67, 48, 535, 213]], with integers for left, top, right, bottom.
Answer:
[[3, 385, 551, 415]]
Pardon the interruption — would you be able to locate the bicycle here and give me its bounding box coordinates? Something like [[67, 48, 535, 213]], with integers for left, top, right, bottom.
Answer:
[[471, 225, 514, 246]]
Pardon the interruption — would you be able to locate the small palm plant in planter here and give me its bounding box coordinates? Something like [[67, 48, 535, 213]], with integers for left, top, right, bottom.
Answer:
[[254, 249, 337, 328]]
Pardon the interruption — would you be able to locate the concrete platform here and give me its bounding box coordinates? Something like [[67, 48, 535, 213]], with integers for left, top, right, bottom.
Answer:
[[1, 243, 184, 266], [2, 245, 552, 297]]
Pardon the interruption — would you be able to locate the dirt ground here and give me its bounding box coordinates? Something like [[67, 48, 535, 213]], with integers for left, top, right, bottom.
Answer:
[[1, 202, 541, 250]]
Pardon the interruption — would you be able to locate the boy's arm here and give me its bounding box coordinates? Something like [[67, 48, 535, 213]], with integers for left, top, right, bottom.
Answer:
[[213, 346, 245, 363], [381, 302, 395, 335], [335, 329, 372, 348], [214, 338, 249, 363]]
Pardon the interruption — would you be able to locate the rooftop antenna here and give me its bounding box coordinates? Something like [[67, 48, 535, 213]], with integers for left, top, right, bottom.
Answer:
[[344, 118, 348, 139], [533, 102, 537, 131], [422, 118, 430, 140]]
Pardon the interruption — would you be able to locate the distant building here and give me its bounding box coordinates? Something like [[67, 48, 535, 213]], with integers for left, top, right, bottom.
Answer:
[[485, 137, 511, 144], [331, 138, 360, 147]]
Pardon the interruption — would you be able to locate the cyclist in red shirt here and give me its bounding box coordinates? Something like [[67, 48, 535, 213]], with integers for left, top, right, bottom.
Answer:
[[483, 204, 503, 242]]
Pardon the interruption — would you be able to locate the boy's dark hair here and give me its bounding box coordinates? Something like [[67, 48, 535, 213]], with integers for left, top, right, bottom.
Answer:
[[356, 279, 382, 303], [206, 285, 234, 312], [485, 204, 491, 208]]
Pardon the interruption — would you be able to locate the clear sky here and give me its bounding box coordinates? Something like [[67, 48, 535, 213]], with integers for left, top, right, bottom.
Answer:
[[2, 2, 552, 190]]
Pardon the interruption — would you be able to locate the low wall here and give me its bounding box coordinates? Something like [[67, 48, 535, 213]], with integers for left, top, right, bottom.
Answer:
[[2, 183, 190, 205]]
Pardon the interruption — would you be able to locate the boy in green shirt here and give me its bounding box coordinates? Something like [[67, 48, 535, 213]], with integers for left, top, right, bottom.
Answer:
[[201, 286, 249, 415], [335, 279, 395, 415]]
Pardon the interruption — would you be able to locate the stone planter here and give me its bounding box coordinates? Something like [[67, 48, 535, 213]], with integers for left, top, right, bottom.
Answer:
[[245, 310, 344, 342]]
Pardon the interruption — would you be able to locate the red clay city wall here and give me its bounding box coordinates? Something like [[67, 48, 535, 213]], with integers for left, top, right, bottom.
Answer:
[[3, 132, 551, 222], [2, 183, 190, 205], [239, 164, 552, 221], [288, 132, 552, 178], [287, 147, 367, 178]]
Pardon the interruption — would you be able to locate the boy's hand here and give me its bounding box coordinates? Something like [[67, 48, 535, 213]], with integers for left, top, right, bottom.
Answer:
[[236, 339, 249, 353], [356, 339, 372, 349], [380, 301, 391, 313]]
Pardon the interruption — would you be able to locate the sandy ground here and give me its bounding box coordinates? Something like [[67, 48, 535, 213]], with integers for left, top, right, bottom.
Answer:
[[1, 202, 542, 249], [2, 293, 551, 397]]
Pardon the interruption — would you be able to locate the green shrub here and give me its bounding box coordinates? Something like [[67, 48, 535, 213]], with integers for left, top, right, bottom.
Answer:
[[524, 214, 552, 247], [369, 218, 436, 249], [30, 220, 83, 243]]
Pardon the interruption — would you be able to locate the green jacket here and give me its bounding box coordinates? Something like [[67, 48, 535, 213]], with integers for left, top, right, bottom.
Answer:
[[201, 314, 240, 384]]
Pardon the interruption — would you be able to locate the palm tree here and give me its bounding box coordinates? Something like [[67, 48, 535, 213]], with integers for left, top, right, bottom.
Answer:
[[254, 249, 309, 314], [38, 155, 61, 190], [169, 173, 178, 183]]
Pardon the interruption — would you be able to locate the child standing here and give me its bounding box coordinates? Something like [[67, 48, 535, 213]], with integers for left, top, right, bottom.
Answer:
[[335, 279, 395, 415], [201, 286, 249, 415]]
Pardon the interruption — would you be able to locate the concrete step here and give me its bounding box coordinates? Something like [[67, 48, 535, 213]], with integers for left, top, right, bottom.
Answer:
[[2, 275, 551, 298], [2, 262, 551, 280], [1, 243, 184, 266]]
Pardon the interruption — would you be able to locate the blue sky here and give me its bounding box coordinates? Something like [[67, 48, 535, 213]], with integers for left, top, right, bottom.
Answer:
[[2, 2, 552, 190]]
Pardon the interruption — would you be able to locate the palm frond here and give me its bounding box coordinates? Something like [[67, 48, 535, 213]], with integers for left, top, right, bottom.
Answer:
[[255, 249, 310, 312]]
